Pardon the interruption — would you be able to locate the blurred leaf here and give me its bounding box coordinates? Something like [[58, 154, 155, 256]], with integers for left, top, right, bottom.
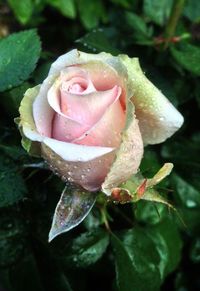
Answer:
[[135, 200, 167, 225], [140, 149, 161, 176], [184, 0, 200, 22], [49, 186, 97, 241], [161, 138, 200, 188], [76, 30, 120, 55], [0, 156, 27, 208], [0, 213, 27, 267], [0, 30, 41, 92], [1, 82, 30, 116], [125, 11, 153, 42], [9, 253, 45, 291], [143, 0, 173, 26], [8, 0, 34, 24], [47, 0, 76, 18], [65, 229, 109, 268], [171, 43, 200, 76], [34, 61, 51, 84], [0, 144, 26, 160], [77, 0, 107, 29], [171, 173, 200, 209], [190, 238, 200, 263]]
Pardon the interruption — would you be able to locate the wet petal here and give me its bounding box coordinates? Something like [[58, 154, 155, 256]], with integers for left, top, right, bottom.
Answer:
[[42, 141, 116, 191], [32, 75, 56, 137], [74, 99, 125, 147], [102, 104, 144, 195], [119, 56, 184, 145]]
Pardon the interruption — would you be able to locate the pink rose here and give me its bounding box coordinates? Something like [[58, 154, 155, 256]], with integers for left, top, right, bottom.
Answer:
[[18, 49, 183, 195]]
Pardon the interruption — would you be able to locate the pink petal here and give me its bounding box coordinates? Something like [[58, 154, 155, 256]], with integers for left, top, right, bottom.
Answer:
[[52, 113, 91, 142], [73, 99, 125, 147], [60, 85, 122, 125], [42, 139, 116, 191]]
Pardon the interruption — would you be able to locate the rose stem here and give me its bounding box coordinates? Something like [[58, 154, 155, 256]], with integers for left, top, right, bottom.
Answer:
[[100, 206, 111, 232], [164, 0, 186, 49]]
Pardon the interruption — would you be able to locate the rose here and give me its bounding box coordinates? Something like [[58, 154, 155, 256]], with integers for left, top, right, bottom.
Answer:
[[18, 49, 183, 195]]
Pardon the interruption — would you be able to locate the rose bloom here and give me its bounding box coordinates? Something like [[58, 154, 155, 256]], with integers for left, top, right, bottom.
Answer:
[[18, 49, 183, 195]]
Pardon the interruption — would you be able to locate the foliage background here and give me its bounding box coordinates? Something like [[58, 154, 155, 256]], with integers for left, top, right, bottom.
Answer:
[[0, 0, 200, 290]]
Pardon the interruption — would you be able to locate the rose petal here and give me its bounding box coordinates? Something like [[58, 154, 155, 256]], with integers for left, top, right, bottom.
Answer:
[[119, 56, 184, 145], [33, 75, 56, 137], [48, 79, 122, 142], [48, 50, 127, 109], [42, 142, 116, 191], [59, 85, 122, 125], [74, 99, 125, 147], [102, 103, 144, 195], [19, 85, 116, 164], [52, 114, 91, 142]]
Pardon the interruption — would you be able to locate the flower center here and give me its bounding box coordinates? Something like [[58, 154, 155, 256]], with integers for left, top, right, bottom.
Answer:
[[68, 83, 86, 93]]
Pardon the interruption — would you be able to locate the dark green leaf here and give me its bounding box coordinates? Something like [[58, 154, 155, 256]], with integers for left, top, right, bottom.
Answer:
[[0, 156, 27, 208], [112, 220, 182, 291], [171, 173, 200, 209], [148, 219, 182, 276], [47, 0, 76, 18], [171, 43, 200, 76], [143, 0, 173, 26], [0, 30, 41, 92], [8, 0, 34, 24], [111, 229, 161, 291], [1, 82, 30, 116], [0, 214, 27, 267], [77, 0, 107, 30], [135, 200, 167, 225], [184, 0, 200, 22], [65, 229, 109, 268], [125, 12, 152, 38], [76, 30, 120, 55]]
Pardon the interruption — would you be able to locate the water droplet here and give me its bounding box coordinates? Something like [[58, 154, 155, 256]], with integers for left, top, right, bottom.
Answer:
[[186, 199, 197, 208], [81, 174, 85, 179]]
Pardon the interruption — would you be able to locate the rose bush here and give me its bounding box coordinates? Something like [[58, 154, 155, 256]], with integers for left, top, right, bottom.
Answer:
[[18, 49, 183, 195]]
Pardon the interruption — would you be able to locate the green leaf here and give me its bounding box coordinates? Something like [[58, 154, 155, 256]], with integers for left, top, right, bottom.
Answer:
[[143, 0, 173, 26], [0, 214, 27, 267], [1, 82, 30, 116], [171, 43, 200, 76], [111, 229, 161, 291], [0, 156, 27, 208], [76, 30, 120, 55], [49, 186, 97, 241], [135, 200, 167, 225], [47, 0, 76, 18], [65, 229, 109, 268], [0, 30, 41, 92], [140, 149, 161, 177], [184, 0, 200, 22], [111, 221, 182, 291], [171, 173, 200, 209], [149, 220, 182, 276], [8, 0, 34, 24], [77, 0, 107, 29], [125, 12, 152, 39]]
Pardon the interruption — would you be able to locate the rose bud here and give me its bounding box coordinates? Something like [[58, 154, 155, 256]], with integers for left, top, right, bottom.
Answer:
[[18, 49, 184, 196]]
